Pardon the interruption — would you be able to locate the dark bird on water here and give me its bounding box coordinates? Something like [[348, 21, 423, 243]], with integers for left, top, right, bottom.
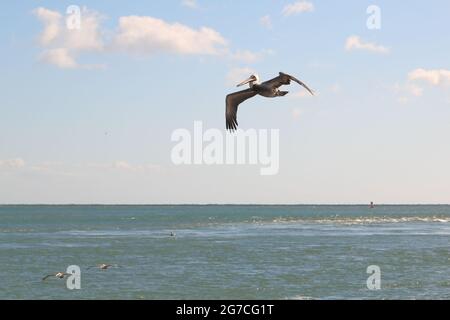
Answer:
[[225, 72, 314, 130]]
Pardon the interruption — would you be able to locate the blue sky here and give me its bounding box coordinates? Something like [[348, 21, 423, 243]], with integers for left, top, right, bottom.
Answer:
[[1, 1, 450, 204]]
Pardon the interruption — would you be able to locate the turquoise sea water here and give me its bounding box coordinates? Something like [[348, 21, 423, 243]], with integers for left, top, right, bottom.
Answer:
[[0, 205, 449, 300]]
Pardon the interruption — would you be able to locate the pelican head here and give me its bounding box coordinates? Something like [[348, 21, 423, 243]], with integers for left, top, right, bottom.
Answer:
[[237, 74, 260, 88]]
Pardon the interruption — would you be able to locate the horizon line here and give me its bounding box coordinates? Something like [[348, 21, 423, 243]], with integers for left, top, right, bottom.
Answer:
[[1, 203, 450, 206]]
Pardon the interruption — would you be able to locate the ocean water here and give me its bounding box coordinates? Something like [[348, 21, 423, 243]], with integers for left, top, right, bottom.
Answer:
[[0, 205, 449, 300]]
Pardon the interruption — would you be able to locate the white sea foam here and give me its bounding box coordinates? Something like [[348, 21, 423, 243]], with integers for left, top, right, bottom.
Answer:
[[270, 216, 450, 225], [287, 295, 315, 300]]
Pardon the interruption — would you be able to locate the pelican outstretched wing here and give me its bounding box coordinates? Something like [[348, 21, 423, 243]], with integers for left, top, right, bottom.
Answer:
[[42, 274, 54, 281], [225, 88, 257, 131], [262, 72, 314, 95]]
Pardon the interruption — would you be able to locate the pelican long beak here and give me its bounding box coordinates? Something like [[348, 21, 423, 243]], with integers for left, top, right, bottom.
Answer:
[[237, 76, 256, 87]]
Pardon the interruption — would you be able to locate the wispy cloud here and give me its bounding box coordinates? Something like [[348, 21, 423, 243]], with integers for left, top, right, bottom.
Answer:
[[404, 83, 424, 97], [229, 50, 264, 63], [395, 68, 450, 103], [34, 7, 61, 45], [345, 35, 389, 54], [226, 67, 255, 86], [87, 161, 162, 172], [39, 48, 77, 69], [114, 161, 161, 171], [0, 158, 26, 169], [408, 68, 450, 86], [393, 82, 424, 104], [282, 1, 314, 16], [29, 162, 78, 177], [181, 0, 199, 9], [30, 161, 162, 175], [260, 15, 272, 29]]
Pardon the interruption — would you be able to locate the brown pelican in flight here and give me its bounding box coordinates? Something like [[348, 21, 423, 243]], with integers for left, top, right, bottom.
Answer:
[[226, 72, 314, 130], [87, 263, 119, 270], [42, 272, 71, 281]]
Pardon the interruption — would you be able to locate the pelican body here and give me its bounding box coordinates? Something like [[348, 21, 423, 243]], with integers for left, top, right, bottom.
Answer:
[[225, 72, 314, 130]]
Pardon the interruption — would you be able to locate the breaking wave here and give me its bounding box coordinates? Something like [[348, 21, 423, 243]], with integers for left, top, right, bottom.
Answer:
[[266, 216, 450, 225]]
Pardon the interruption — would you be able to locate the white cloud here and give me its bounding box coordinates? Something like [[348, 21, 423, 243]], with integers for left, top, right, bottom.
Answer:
[[408, 68, 450, 86], [34, 7, 62, 45], [394, 68, 450, 103], [345, 35, 389, 54], [260, 15, 272, 29], [39, 48, 77, 69], [34, 7, 263, 69], [34, 7, 103, 69], [112, 16, 265, 62], [282, 1, 314, 16], [181, 0, 198, 9], [226, 67, 255, 86], [0, 158, 26, 169], [65, 13, 103, 52], [34, 7, 103, 51], [112, 16, 227, 56]]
